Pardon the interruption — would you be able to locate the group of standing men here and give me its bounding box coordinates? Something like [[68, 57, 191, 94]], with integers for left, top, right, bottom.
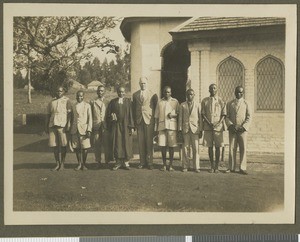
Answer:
[[46, 77, 251, 175]]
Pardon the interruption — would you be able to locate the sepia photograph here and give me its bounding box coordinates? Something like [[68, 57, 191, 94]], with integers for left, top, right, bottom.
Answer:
[[3, 3, 296, 225]]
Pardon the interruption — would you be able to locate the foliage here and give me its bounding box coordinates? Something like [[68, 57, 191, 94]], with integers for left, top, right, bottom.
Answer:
[[77, 45, 131, 90], [13, 70, 26, 88], [13, 16, 120, 94]]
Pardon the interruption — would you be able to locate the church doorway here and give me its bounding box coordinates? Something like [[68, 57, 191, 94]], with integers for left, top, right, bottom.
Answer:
[[161, 41, 191, 103]]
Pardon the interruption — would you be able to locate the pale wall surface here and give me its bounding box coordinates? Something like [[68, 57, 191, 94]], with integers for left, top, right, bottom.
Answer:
[[130, 18, 188, 96], [130, 20, 285, 153], [189, 31, 285, 153]]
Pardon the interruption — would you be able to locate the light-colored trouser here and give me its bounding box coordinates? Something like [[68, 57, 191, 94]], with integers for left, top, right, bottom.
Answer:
[[228, 131, 247, 171], [182, 131, 200, 170], [91, 129, 104, 162]]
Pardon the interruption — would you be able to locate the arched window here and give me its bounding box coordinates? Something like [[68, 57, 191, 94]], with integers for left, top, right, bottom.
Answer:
[[256, 56, 284, 111], [217, 57, 244, 103]]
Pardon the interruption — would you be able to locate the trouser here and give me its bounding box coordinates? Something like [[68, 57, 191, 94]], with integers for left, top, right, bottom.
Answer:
[[228, 131, 247, 171], [182, 131, 200, 170], [136, 119, 154, 166], [91, 128, 104, 163]]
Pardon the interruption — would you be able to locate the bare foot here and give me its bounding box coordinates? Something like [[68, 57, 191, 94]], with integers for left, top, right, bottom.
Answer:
[[82, 165, 88, 171], [51, 165, 60, 171], [74, 165, 82, 171]]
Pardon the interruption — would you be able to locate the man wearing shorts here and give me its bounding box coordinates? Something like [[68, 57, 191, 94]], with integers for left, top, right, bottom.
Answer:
[[46, 86, 72, 171], [201, 84, 226, 173], [70, 91, 93, 171], [154, 86, 179, 171]]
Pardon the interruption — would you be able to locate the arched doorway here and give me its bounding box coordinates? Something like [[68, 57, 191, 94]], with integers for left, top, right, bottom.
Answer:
[[161, 41, 190, 103]]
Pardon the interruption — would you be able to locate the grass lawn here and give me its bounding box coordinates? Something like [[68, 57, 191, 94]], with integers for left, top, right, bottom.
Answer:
[[14, 88, 128, 124], [13, 130, 284, 212]]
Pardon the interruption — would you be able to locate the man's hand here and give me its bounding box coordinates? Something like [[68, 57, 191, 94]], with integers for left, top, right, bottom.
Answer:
[[212, 122, 220, 129], [237, 126, 246, 133], [129, 128, 134, 136], [167, 113, 173, 119], [198, 131, 203, 139], [86, 131, 91, 138], [228, 125, 236, 133]]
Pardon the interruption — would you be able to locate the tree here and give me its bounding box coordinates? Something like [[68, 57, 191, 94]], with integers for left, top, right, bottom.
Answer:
[[101, 45, 131, 90], [13, 70, 26, 89], [14, 17, 119, 102], [78, 69, 92, 87]]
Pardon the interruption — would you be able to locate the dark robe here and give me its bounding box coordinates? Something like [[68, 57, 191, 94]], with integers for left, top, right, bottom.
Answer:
[[106, 97, 134, 160]]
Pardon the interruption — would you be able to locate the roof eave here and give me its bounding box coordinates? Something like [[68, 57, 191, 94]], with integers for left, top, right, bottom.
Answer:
[[170, 24, 285, 41]]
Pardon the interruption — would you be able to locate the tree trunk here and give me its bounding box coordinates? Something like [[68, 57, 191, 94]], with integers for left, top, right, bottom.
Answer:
[[27, 67, 32, 104]]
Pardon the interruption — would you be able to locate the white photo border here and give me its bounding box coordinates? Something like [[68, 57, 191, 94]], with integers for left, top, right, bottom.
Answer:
[[4, 3, 297, 225]]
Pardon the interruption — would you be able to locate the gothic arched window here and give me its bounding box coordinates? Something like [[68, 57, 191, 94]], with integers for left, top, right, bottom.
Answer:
[[217, 57, 244, 103], [256, 56, 284, 111]]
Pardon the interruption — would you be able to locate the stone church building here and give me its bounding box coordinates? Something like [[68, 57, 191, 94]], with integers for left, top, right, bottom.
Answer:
[[120, 17, 285, 153]]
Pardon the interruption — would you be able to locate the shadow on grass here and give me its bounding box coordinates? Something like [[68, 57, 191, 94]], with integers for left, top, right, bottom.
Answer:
[[13, 163, 76, 170], [14, 124, 45, 134], [14, 139, 50, 152]]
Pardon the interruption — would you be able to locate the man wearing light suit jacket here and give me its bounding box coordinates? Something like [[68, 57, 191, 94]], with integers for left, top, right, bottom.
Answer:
[[70, 91, 93, 171], [132, 77, 158, 169], [178, 89, 202, 173], [225, 86, 251, 175]]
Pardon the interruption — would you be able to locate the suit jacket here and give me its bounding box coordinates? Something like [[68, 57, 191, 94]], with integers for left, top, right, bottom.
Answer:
[[132, 89, 158, 126], [178, 101, 202, 134], [226, 98, 251, 131], [154, 97, 179, 131], [70, 101, 93, 135], [90, 98, 106, 130]]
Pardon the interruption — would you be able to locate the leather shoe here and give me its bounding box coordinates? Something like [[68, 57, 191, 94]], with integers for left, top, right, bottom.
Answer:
[[239, 169, 248, 175], [160, 166, 166, 171], [112, 165, 121, 171]]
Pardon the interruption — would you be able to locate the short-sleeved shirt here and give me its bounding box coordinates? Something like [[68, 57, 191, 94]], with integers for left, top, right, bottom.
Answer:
[[201, 96, 226, 131], [154, 97, 179, 131], [47, 96, 72, 128]]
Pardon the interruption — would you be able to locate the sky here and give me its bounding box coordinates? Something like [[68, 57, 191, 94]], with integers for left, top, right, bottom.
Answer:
[[88, 20, 129, 63]]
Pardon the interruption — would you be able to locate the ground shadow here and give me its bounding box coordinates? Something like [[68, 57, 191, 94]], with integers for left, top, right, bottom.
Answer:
[[14, 139, 50, 152], [13, 163, 77, 170], [14, 124, 45, 134]]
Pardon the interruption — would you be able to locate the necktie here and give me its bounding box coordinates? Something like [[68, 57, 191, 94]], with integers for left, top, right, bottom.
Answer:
[[140, 91, 144, 102], [118, 98, 123, 104], [211, 97, 216, 113]]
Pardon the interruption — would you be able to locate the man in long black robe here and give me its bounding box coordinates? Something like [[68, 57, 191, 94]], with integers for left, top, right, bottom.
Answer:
[[106, 86, 134, 170]]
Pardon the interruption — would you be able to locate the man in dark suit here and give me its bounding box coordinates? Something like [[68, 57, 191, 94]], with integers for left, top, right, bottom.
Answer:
[[225, 86, 251, 175], [132, 77, 158, 169], [106, 86, 135, 171]]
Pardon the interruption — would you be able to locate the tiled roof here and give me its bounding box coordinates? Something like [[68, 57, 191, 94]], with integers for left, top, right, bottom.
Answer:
[[88, 80, 103, 86], [171, 17, 285, 33]]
